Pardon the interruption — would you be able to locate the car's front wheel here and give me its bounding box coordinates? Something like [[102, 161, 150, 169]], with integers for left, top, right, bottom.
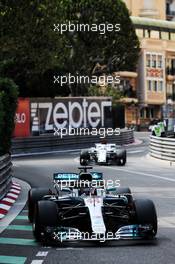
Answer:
[[28, 188, 50, 223], [33, 200, 58, 242], [134, 199, 157, 238]]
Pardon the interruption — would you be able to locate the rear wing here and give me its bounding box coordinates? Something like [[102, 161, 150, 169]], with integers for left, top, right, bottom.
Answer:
[[53, 172, 103, 182], [53, 173, 79, 181], [53, 172, 104, 189]]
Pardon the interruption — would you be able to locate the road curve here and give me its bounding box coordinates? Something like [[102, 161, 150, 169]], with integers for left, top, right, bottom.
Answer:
[[0, 135, 175, 264]]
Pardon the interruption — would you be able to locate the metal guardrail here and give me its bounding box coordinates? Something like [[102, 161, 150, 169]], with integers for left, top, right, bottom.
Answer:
[[0, 154, 12, 200], [150, 135, 175, 162], [12, 129, 134, 154]]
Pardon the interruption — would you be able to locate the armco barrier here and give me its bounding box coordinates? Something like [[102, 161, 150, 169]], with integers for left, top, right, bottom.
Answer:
[[0, 154, 12, 200], [12, 129, 134, 154], [150, 135, 175, 162]]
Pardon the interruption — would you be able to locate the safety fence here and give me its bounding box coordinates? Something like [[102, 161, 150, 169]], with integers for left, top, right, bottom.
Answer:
[[0, 154, 12, 200], [150, 135, 175, 162]]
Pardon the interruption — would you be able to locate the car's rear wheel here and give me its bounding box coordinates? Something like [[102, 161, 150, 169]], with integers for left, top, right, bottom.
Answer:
[[120, 155, 126, 166], [134, 199, 157, 237], [28, 188, 50, 223], [117, 152, 127, 166], [33, 200, 58, 242], [80, 157, 89, 166]]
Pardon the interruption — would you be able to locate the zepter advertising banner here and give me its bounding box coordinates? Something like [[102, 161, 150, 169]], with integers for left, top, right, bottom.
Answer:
[[30, 97, 112, 135]]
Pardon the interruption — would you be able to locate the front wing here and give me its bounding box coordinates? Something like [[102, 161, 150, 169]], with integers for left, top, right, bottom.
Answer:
[[40, 224, 155, 243]]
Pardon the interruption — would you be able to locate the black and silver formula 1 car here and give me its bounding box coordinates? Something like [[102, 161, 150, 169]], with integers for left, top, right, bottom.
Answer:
[[28, 167, 157, 244], [80, 143, 127, 166]]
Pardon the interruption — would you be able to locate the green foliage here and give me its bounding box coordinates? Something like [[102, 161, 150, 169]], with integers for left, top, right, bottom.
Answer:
[[88, 85, 122, 102], [58, 0, 140, 73], [1, 0, 67, 96], [0, 78, 18, 155], [1, 0, 140, 97], [0, 93, 5, 155]]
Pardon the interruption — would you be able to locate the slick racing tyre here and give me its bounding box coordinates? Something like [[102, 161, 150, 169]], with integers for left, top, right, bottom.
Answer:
[[80, 151, 90, 166], [33, 200, 58, 242], [117, 152, 127, 166], [28, 188, 50, 223], [134, 199, 157, 237]]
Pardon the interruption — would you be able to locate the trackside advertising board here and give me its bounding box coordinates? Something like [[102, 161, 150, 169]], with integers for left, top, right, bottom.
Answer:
[[13, 97, 112, 137], [13, 98, 30, 137]]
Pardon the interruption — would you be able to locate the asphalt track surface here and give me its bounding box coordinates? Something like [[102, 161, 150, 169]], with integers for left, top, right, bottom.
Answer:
[[0, 133, 175, 264]]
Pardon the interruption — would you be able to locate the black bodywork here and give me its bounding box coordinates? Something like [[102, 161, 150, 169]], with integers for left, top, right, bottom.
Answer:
[[28, 168, 157, 244]]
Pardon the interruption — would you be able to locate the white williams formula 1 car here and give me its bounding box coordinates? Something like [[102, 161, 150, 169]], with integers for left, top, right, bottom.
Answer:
[[80, 143, 127, 166]]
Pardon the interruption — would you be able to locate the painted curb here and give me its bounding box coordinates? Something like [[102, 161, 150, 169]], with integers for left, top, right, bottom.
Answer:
[[0, 182, 21, 220]]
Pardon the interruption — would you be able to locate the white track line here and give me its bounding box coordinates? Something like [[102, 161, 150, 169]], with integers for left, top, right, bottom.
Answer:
[[106, 167, 175, 183]]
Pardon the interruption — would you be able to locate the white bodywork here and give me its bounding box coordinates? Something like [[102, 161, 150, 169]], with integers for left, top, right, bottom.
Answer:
[[90, 144, 117, 163], [84, 197, 106, 234]]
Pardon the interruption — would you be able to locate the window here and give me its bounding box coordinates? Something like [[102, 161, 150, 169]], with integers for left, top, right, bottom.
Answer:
[[158, 81, 163, 92], [167, 83, 172, 97], [140, 109, 145, 118], [146, 54, 151, 67], [166, 3, 170, 14], [152, 55, 156, 68], [146, 108, 154, 119], [153, 80, 158, 91], [158, 55, 163, 68], [173, 85, 175, 101], [150, 108, 154, 119], [146, 108, 149, 118], [147, 80, 152, 91]]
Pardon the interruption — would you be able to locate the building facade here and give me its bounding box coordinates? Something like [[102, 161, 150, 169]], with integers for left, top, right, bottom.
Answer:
[[166, 0, 175, 21], [121, 0, 175, 129]]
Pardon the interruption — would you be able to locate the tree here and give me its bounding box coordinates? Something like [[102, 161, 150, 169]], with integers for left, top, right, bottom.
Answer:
[[1, 0, 140, 97], [1, 0, 68, 96], [56, 0, 140, 95], [0, 78, 18, 155]]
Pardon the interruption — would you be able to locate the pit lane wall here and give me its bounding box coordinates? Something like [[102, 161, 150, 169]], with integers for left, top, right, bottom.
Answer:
[[150, 135, 175, 162], [0, 154, 12, 200]]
